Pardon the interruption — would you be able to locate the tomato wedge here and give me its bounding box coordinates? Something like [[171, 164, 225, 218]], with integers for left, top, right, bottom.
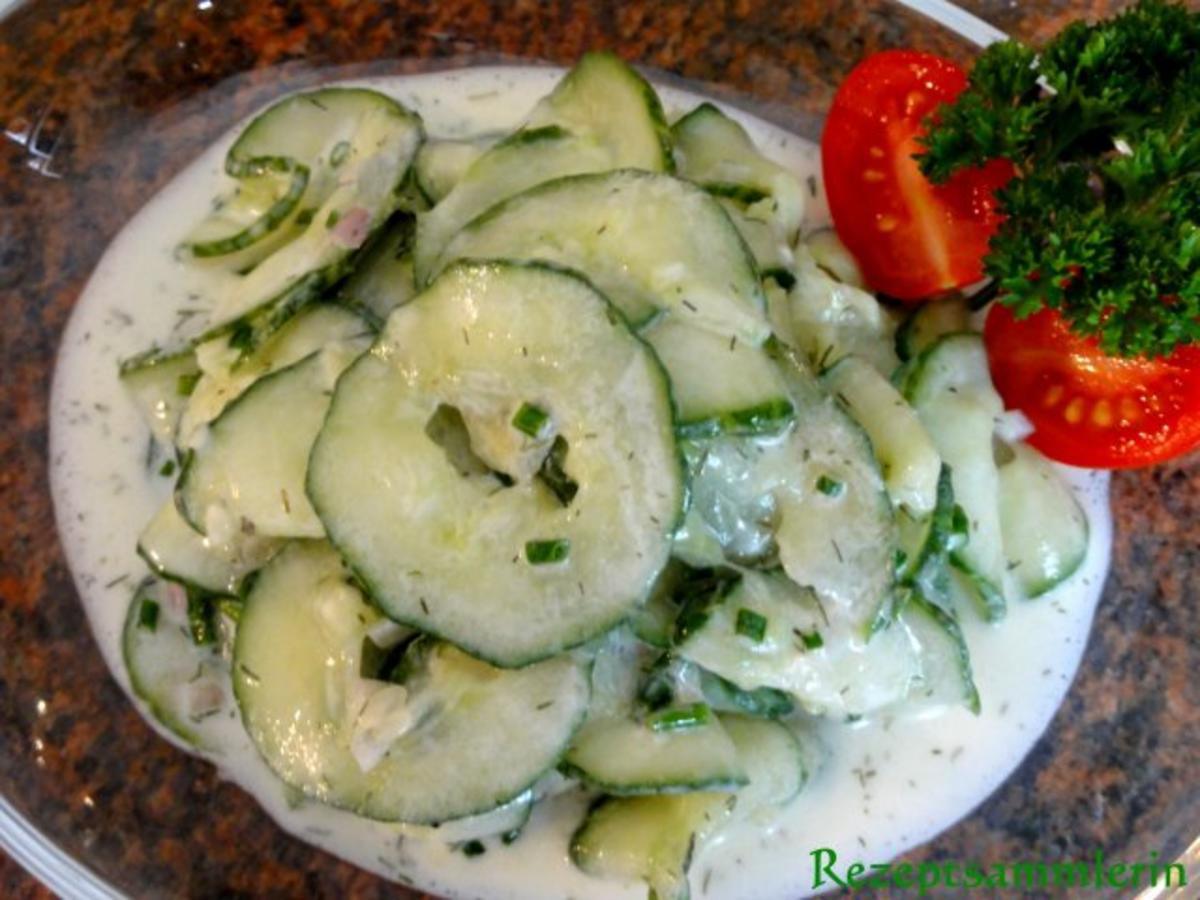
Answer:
[[984, 304, 1200, 468], [821, 50, 1012, 300]]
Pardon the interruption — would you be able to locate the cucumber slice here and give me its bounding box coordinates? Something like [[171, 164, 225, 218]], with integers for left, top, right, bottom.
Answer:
[[672, 103, 804, 241], [137, 498, 279, 596], [788, 248, 899, 376], [413, 126, 612, 283], [561, 714, 747, 794], [528, 51, 673, 174], [179, 303, 372, 444], [642, 317, 793, 438], [900, 594, 980, 714], [419, 791, 534, 845], [205, 89, 422, 335], [822, 355, 941, 516], [718, 198, 795, 288], [179, 344, 365, 539], [233, 541, 591, 823], [630, 561, 687, 649], [441, 170, 770, 342], [903, 334, 1007, 620], [804, 229, 865, 289], [413, 136, 496, 205], [118, 348, 201, 445], [122, 578, 229, 747], [308, 261, 684, 667], [893, 466, 968, 625], [895, 296, 970, 362], [184, 163, 309, 260], [670, 508, 728, 569], [720, 715, 810, 816], [570, 793, 734, 900], [335, 214, 417, 325], [997, 442, 1088, 597], [674, 569, 920, 717]]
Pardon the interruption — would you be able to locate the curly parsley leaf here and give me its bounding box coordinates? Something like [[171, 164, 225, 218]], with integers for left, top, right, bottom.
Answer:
[[917, 0, 1200, 357]]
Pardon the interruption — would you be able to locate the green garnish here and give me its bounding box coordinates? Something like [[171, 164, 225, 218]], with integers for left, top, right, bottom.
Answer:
[[137, 598, 160, 632], [816, 475, 845, 497], [536, 435, 578, 506], [511, 402, 551, 438], [648, 702, 712, 732], [186, 588, 216, 646], [672, 565, 743, 643], [797, 629, 824, 651], [329, 140, 352, 168], [158, 459, 176, 478], [176, 372, 201, 397], [460, 839, 487, 858], [294, 207, 316, 226], [917, 0, 1200, 357], [734, 607, 768, 642], [525, 538, 571, 565], [326, 209, 342, 230]]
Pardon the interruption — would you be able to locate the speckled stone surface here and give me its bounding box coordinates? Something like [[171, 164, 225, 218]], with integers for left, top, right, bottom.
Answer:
[[0, 1, 1196, 898]]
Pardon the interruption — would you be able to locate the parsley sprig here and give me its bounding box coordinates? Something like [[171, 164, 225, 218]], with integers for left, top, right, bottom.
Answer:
[[917, 0, 1200, 357]]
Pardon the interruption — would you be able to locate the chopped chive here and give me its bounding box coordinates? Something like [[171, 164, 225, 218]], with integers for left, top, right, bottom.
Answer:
[[816, 475, 845, 497], [294, 207, 316, 226], [892, 548, 908, 575], [798, 629, 824, 650], [735, 607, 768, 642], [137, 598, 160, 632], [329, 140, 352, 168], [525, 538, 570, 565], [537, 436, 578, 507], [158, 459, 177, 478], [185, 589, 216, 646], [649, 703, 711, 733], [176, 372, 201, 397], [226, 322, 255, 352], [511, 402, 551, 438], [326, 209, 342, 229], [460, 840, 486, 858]]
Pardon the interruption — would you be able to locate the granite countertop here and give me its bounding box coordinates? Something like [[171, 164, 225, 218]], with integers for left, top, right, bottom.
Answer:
[[1, 1, 1195, 898]]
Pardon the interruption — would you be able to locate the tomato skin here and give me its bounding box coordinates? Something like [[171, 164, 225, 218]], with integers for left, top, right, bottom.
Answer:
[[821, 50, 1011, 301], [983, 304, 1200, 468]]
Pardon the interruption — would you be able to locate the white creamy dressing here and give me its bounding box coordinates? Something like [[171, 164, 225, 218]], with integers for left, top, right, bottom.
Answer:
[[48, 67, 1112, 900]]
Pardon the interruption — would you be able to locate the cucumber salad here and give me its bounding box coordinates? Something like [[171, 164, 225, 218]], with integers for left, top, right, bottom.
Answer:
[[51, 56, 1112, 900]]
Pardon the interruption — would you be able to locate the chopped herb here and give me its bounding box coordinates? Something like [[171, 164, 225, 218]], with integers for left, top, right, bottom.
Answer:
[[460, 840, 486, 858], [649, 702, 712, 732], [672, 565, 743, 643], [176, 372, 201, 397], [137, 598, 160, 632], [816, 475, 845, 497], [329, 140, 352, 167], [735, 607, 768, 642], [295, 207, 316, 226], [326, 209, 341, 229], [158, 459, 176, 478], [511, 402, 551, 438], [525, 538, 570, 565], [796, 628, 824, 650], [536, 435, 578, 506]]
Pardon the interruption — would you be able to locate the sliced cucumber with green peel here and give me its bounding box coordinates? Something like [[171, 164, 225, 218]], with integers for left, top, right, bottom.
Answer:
[[184, 163, 309, 261], [672, 102, 804, 241], [675, 569, 920, 717], [440, 170, 770, 342], [528, 51, 672, 174], [418, 791, 534, 845], [570, 793, 734, 900], [671, 507, 729, 569], [233, 541, 591, 823], [895, 296, 970, 362], [561, 714, 747, 794], [204, 88, 422, 335], [822, 354, 941, 516], [308, 261, 684, 667], [719, 198, 795, 287], [118, 348, 200, 445], [642, 317, 793, 438], [180, 302, 372, 443], [720, 715, 810, 816], [414, 126, 612, 283], [900, 594, 980, 714], [414, 136, 496, 204], [335, 214, 417, 326], [788, 249, 899, 376], [804, 229, 865, 289], [137, 498, 280, 596], [122, 578, 229, 747], [179, 344, 366, 539], [997, 442, 1088, 597], [903, 334, 1007, 620]]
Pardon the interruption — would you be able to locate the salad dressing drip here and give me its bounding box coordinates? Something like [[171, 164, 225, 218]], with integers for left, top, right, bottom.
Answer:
[[49, 67, 1112, 900]]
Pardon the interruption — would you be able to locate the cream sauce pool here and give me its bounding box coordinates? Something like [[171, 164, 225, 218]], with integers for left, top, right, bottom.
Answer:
[[49, 66, 1112, 900]]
